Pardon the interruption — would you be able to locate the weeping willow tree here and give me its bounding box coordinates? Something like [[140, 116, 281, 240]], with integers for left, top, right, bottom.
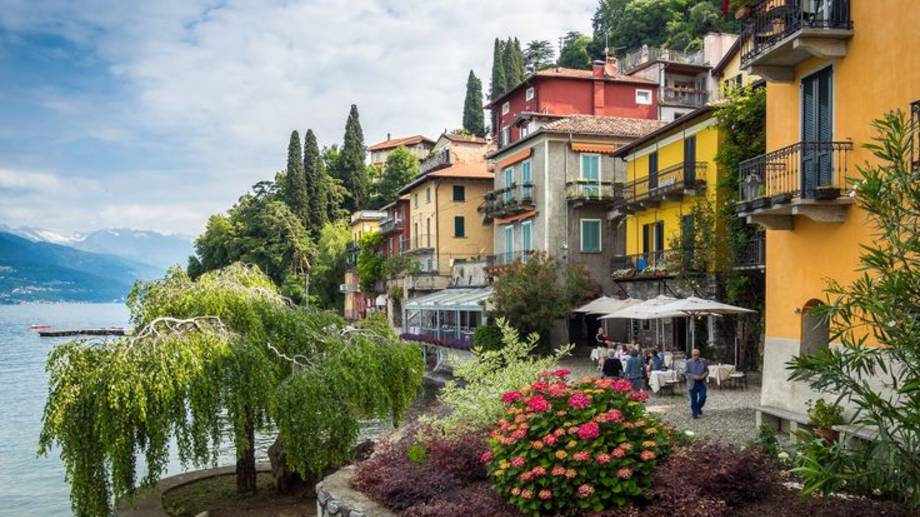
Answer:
[[39, 263, 424, 517]]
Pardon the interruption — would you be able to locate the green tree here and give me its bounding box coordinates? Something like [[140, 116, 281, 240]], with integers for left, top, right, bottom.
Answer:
[[788, 111, 920, 506], [303, 129, 327, 233], [341, 105, 368, 211], [192, 214, 237, 276], [557, 31, 593, 70], [502, 37, 525, 90], [39, 264, 424, 516], [311, 220, 351, 310], [491, 254, 600, 353], [462, 70, 486, 137], [490, 38, 507, 99], [284, 130, 308, 222], [524, 39, 555, 73], [356, 231, 385, 294], [375, 146, 419, 208], [321, 145, 349, 221], [595, 0, 738, 54]]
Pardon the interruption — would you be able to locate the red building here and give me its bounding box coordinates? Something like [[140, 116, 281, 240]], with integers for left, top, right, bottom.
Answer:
[[486, 57, 659, 149], [380, 196, 410, 257]]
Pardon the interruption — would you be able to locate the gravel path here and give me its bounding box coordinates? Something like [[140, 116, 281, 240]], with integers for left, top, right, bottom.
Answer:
[[559, 357, 761, 447]]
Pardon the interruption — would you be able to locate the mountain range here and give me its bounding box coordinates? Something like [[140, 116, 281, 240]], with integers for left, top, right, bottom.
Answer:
[[0, 225, 195, 304]]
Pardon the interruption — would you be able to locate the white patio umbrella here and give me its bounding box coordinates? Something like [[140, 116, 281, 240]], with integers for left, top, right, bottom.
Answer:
[[586, 297, 643, 315], [574, 296, 615, 313], [600, 295, 684, 348], [653, 296, 756, 361]]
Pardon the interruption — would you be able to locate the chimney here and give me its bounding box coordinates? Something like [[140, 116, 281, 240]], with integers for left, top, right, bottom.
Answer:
[[604, 55, 618, 78], [387, 132, 391, 141], [592, 59, 605, 78]]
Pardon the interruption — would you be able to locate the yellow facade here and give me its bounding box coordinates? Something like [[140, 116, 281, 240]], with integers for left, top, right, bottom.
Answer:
[[406, 176, 494, 272], [762, 1, 920, 342], [350, 213, 383, 242], [620, 111, 726, 262], [715, 44, 760, 96]]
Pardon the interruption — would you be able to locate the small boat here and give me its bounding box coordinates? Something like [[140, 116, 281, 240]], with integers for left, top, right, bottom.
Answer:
[[30, 324, 52, 330]]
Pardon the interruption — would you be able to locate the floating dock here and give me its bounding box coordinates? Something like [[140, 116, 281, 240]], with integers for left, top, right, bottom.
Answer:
[[37, 328, 126, 337]]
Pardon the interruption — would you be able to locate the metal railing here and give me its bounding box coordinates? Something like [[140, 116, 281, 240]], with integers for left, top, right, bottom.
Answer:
[[565, 180, 620, 202], [617, 162, 707, 208], [482, 183, 536, 218], [380, 216, 404, 234], [486, 250, 535, 268], [741, 0, 853, 67], [734, 234, 766, 269], [611, 248, 707, 277], [402, 234, 434, 252], [419, 147, 451, 175], [738, 141, 852, 202], [619, 46, 705, 73], [661, 87, 708, 106]]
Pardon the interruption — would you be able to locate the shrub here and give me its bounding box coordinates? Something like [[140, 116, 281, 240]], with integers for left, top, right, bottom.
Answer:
[[421, 318, 571, 437], [753, 424, 779, 458], [483, 371, 671, 515], [473, 323, 504, 351]]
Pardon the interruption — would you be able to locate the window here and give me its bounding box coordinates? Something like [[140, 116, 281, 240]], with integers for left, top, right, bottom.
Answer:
[[426, 218, 431, 247], [503, 225, 514, 264], [635, 89, 653, 105], [580, 219, 601, 253], [500, 126, 510, 146], [502, 101, 510, 115], [454, 216, 466, 237], [648, 151, 659, 189], [413, 193, 418, 208], [521, 220, 533, 252], [801, 299, 830, 356], [425, 187, 431, 204], [580, 154, 601, 197], [520, 125, 529, 138], [521, 160, 533, 200], [452, 185, 465, 201], [503, 166, 514, 203], [525, 86, 535, 101]]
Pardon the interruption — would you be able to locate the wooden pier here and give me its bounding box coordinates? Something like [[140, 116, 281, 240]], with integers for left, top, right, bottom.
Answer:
[[37, 328, 126, 337]]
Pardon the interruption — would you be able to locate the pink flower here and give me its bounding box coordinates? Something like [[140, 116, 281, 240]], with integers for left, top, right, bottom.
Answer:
[[520, 489, 533, 500], [577, 422, 600, 440], [530, 380, 548, 392], [526, 395, 551, 413], [510, 428, 527, 440], [611, 447, 626, 458], [551, 368, 571, 378], [612, 379, 633, 393], [640, 450, 657, 461], [567, 392, 591, 409], [538, 489, 553, 500], [518, 471, 533, 482], [543, 434, 557, 446], [553, 428, 566, 437], [510, 456, 526, 467], [573, 451, 591, 462], [502, 390, 523, 404], [616, 467, 633, 479], [531, 440, 544, 450], [480, 451, 492, 463], [596, 453, 612, 464], [551, 465, 567, 477], [530, 466, 547, 477], [577, 484, 596, 498], [629, 391, 650, 402], [547, 382, 568, 398], [606, 409, 624, 422]]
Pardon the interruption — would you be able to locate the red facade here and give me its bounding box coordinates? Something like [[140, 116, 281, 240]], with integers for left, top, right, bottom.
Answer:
[[382, 198, 410, 257], [489, 61, 659, 148]]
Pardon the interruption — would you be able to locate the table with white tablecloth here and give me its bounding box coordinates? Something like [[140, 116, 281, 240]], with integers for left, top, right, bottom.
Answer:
[[708, 364, 736, 386], [648, 370, 678, 393]]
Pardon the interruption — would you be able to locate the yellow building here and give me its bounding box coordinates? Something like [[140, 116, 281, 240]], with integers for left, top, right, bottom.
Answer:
[[735, 0, 920, 426], [349, 210, 386, 242], [341, 210, 386, 321], [612, 106, 726, 273]]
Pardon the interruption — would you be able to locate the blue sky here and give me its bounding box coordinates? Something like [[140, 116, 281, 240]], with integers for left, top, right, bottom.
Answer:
[[0, 0, 595, 236]]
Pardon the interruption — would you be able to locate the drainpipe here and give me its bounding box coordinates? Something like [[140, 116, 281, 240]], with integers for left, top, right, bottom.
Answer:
[[434, 180, 440, 274], [564, 133, 573, 259]]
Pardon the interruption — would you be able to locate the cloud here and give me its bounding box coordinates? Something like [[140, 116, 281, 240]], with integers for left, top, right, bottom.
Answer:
[[0, 0, 598, 235]]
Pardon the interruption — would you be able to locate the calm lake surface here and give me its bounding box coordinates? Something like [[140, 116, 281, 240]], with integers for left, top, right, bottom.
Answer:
[[0, 303, 438, 516]]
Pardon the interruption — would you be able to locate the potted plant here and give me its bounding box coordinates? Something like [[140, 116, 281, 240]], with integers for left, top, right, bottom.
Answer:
[[731, 0, 755, 19], [806, 399, 844, 442]]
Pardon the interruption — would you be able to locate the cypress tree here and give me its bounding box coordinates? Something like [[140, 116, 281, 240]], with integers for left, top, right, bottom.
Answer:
[[303, 129, 327, 233], [513, 37, 526, 78], [490, 38, 507, 99], [340, 104, 367, 212], [503, 37, 524, 91], [285, 130, 308, 222], [462, 70, 486, 137]]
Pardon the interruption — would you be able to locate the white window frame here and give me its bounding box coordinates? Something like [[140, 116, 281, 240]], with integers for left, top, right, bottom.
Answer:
[[501, 101, 510, 115], [520, 125, 529, 138], [503, 224, 515, 263], [525, 86, 535, 101], [521, 220, 533, 252], [500, 126, 510, 146], [580, 218, 602, 253], [635, 89, 653, 105]]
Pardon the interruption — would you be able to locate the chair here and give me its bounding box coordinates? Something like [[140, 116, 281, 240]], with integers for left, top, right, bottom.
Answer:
[[728, 371, 748, 390]]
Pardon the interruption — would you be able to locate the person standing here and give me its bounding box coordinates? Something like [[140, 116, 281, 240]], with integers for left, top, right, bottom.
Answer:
[[625, 349, 644, 392], [601, 349, 623, 378], [685, 348, 709, 419]]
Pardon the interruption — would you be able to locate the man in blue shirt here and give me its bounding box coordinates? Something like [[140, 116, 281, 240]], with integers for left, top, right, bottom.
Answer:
[[625, 348, 644, 392], [685, 348, 709, 419]]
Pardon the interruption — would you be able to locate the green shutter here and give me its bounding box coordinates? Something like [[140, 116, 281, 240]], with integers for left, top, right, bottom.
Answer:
[[454, 216, 465, 237], [582, 220, 601, 252]]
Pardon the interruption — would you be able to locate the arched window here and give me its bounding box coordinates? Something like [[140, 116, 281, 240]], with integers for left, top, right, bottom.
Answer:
[[800, 299, 830, 356]]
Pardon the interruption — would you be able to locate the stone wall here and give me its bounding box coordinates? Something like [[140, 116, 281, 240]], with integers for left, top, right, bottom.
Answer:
[[315, 466, 396, 517]]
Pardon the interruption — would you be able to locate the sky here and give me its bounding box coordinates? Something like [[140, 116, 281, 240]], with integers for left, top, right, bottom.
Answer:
[[0, 0, 596, 237]]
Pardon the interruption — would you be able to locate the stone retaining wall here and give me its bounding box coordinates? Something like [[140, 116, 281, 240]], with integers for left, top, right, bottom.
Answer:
[[315, 465, 395, 517]]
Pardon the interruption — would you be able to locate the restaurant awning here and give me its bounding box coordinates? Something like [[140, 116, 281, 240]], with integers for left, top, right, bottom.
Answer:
[[404, 287, 493, 311], [600, 295, 684, 320]]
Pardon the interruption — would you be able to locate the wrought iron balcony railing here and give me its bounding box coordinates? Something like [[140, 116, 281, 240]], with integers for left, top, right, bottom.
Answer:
[[564, 180, 620, 203], [737, 141, 852, 205], [615, 162, 707, 211], [482, 183, 536, 219], [734, 234, 766, 269], [619, 46, 705, 74], [741, 0, 853, 68], [380, 216, 405, 234]]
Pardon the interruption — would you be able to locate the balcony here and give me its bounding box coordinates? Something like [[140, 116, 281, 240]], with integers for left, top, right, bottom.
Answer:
[[734, 234, 766, 270], [380, 216, 405, 235], [564, 181, 621, 206], [741, 0, 853, 82], [735, 141, 853, 230], [419, 147, 451, 175], [660, 87, 708, 107], [482, 183, 536, 221], [613, 162, 707, 214], [402, 234, 435, 254], [611, 249, 703, 280], [619, 46, 705, 74]]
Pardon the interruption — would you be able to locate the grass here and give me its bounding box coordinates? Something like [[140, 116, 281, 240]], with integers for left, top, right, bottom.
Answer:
[[162, 472, 316, 517]]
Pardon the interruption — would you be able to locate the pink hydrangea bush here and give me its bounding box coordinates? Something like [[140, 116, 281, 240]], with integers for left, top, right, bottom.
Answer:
[[483, 372, 671, 515]]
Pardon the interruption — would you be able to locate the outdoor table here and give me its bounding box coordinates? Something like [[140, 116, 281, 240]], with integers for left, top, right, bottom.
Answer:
[[708, 364, 736, 386], [648, 370, 678, 393]]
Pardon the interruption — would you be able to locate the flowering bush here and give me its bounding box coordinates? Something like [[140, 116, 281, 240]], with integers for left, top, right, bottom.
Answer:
[[483, 371, 671, 514]]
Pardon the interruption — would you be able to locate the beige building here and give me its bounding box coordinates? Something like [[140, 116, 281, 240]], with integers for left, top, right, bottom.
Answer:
[[341, 210, 386, 321], [368, 134, 435, 167]]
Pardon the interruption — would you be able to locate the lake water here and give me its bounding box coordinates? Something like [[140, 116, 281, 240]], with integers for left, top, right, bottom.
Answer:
[[0, 303, 439, 516]]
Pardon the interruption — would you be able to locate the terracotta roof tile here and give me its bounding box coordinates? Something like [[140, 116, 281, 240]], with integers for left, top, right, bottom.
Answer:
[[398, 162, 492, 194], [368, 135, 434, 151], [541, 115, 668, 139], [442, 132, 488, 144]]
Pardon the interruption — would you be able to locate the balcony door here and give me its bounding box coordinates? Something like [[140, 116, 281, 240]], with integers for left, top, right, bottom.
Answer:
[[521, 160, 532, 200], [580, 154, 601, 197], [503, 167, 514, 203], [801, 66, 833, 198], [648, 152, 659, 190], [503, 225, 514, 264], [683, 136, 697, 184]]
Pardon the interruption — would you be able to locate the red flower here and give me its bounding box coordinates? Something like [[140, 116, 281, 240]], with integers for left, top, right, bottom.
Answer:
[[530, 465, 547, 477], [612, 379, 633, 393], [530, 380, 548, 392], [510, 456, 526, 467], [577, 484, 595, 498], [502, 390, 523, 404], [596, 453, 612, 464], [550, 368, 571, 378], [538, 489, 553, 500], [567, 392, 591, 409], [616, 467, 633, 479], [573, 451, 591, 462], [526, 395, 551, 413], [629, 391, 650, 402], [547, 381, 568, 398], [521, 489, 533, 500], [611, 447, 626, 458], [577, 422, 600, 440], [480, 451, 492, 463], [606, 409, 624, 422], [543, 434, 557, 446], [640, 450, 657, 461]]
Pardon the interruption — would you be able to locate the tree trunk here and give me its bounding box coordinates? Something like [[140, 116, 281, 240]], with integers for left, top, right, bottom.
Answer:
[[236, 419, 257, 494]]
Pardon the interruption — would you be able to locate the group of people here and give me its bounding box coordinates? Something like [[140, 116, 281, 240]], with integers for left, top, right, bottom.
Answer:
[[595, 327, 710, 419]]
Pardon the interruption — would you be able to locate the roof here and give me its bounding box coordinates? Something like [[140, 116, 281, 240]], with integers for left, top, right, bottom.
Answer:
[[368, 135, 434, 152], [612, 105, 716, 158], [404, 287, 493, 312], [485, 67, 658, 108], [541, 115, 668, 139], [398, 162, 492, 194], [442, 132, 488, 144], [711, 36, 743, 77], [349, 210, 387, 224]]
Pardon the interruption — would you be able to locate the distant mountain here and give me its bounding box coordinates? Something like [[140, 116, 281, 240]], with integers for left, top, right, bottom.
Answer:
[[0, 225, 193, 270], [0, 231, 162, 304]]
